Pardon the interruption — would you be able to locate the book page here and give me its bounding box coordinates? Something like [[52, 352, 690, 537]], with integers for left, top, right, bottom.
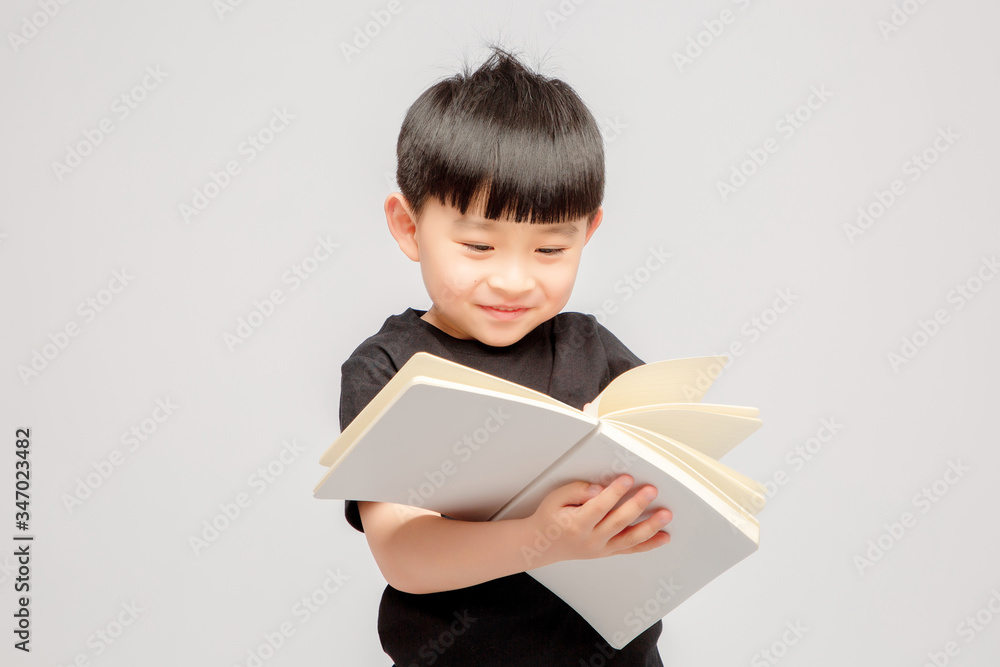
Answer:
[[603, 402, 759, 419], [593, 355, 731, 416], [609, 422, 767, 516], [602, 405, 762, 460]]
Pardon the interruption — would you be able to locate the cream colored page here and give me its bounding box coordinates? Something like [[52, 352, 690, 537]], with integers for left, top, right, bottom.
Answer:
[[594, 355, 730, 415], [599, 405, 762, 459], [603, 402, 759, 418], [609, 422, 767, 516]]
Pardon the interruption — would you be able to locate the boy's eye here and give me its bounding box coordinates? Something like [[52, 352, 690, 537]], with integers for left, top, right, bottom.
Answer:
[[461, 243, 566, 256]]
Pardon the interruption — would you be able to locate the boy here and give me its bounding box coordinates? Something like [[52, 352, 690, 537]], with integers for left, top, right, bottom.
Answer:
[[340, 46, 673, 665]]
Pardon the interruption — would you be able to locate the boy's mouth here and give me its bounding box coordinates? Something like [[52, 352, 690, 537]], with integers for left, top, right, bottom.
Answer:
[[480, 305, 528, 320]]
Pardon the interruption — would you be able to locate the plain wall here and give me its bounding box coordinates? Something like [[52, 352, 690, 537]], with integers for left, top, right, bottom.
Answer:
[[2, 1, 998, 665]]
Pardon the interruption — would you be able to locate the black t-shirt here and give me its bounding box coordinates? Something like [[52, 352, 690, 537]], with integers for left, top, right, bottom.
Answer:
[[340, 307, 663, 666]]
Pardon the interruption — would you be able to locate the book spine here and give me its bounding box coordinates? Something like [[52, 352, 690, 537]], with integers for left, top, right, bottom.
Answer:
[[488, 421, 604, 522]]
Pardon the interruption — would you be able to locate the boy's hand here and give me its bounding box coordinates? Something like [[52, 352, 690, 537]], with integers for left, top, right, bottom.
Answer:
[[523, 474, 672, 569]]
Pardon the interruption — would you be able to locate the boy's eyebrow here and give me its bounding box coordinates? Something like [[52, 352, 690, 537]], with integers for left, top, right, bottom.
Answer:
[[452, 219, 580, 238]]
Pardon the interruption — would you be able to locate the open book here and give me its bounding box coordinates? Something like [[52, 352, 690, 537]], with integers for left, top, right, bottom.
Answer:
[[314, 351, 765, 649]]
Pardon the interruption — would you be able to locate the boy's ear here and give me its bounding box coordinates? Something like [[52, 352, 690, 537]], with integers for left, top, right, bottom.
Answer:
[[385, 192, 420, 262], [583, 207, 603, 245]]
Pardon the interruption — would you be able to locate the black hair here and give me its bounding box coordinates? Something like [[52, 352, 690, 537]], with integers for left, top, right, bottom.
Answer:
[[395, 45, 605, 226]]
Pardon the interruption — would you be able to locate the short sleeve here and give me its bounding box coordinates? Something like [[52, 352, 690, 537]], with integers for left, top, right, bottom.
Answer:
[[589, 316, 645, 386], [339, 345, 398, 533]]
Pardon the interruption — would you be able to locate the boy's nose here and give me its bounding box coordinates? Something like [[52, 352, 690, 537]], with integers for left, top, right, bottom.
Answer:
[[485, 260, 536, 294]]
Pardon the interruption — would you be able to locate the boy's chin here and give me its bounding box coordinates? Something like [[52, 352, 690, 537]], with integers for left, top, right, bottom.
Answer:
[[470, 316, 546, 347]]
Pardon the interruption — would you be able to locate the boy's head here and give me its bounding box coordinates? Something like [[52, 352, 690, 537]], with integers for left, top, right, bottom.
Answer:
[[385, 46, 607, 348]]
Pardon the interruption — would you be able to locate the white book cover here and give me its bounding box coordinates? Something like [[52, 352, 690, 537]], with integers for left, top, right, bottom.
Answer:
[[313, 378, 600, 520]]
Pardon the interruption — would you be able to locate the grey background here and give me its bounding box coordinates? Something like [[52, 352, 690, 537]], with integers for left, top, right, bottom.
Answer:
[[2, 0, 998, 665]]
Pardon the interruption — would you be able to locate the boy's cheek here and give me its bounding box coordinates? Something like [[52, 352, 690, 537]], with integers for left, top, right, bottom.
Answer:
[[436, 273, 478, 300], [549, 270, 581, 295]]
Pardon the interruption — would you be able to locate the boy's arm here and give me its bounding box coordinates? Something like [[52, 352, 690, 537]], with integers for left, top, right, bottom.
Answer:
[[359, 474, 672, 595]]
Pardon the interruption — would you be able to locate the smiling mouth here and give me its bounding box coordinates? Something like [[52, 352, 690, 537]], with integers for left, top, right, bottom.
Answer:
[[480, 305, 528, 319]]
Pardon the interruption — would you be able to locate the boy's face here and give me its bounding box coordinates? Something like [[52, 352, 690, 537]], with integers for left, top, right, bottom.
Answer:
[[386, 194, 602, 348]]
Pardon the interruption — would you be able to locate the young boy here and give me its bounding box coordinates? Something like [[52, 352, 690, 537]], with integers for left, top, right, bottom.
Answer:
[[341, 46, 673, 666]]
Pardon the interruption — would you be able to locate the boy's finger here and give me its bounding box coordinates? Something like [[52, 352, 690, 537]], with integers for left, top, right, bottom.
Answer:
[[548, 480, 604, 508], [578, 475, 636, 525], [612, 525, 672, 556], [593, 483, 661, 538], [606, 509, 672, 553]]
